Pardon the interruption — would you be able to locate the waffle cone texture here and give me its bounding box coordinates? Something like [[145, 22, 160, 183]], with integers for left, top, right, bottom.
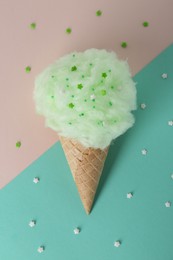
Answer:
[[60, 136, 109, 214]]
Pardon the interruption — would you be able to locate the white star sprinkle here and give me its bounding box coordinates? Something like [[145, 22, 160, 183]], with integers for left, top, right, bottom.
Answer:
[[141, 149, 147, 155], [74, 228, 80, 235], [33, 177, 40, 184], [165, 201, 171, 208], [171, 174, 173, 179], [161, 73, 168, 79], [127, 192, 133, 199], [90, 94, 96, 100], [37, 246, 44, 253], [114, 241, 121, 247], [168, 120, 173, 126], [29, 220, 36, 227], [140, 103, 146, 109]]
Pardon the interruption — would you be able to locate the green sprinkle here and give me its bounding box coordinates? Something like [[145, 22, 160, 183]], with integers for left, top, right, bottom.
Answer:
[[102, 72, 107, 78], [51, 95, 54, 99], [71, 95, 74, 98], [25, 66, 31, 73], [68, 122, 72, 125], [82, 75, 85, 78], [121, 42, 127, 48], [71, 66, 77, 71], [92, 99, 95, 102], [16, 141, 21, 148], [96, 10, 102, 16], [66, 27, 72, 34], [77, 84, 83, 89], [30, 23, 36, 29], [101, 89, 107, 96], [66, 85, 69, 88], [66, 78, 69, 81], [143, 21, 149, 27], [68, 103, 74, 108], [108, 69, 111, 72], [79, 113, 84, 117], [92, 87, 95, 91], [93, 106, 96, 109], [109, 101, 112, 106], [84, 99, 87, 102], [72, 54, 75, 57], [89, 63, 93, 66], [51, 75, 55, 78], [111, 86, 114, 89]]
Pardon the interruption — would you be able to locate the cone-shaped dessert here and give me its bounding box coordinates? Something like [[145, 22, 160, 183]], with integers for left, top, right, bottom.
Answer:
[[34, 49, 136, 214], [60, 136, 109, 214]]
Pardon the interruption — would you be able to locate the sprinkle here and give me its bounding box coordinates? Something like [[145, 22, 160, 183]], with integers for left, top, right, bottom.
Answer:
[[79, 113, 84, 117], [74, 228, 80, 234], [114, 241, 121, 247], [29, 220, 36, 227], [66, 27, 72, 34], [109, 102, 112, 106], [71, 95, 74, 98], [25, 66, 31, 73], [33, 177, 39, 184], [51, 95, 54, 99], [165, 201, 171, 208], [51, 75, 55, 78], [68, 103, 74, 108], [66, 78, 69, 81], [96, 10, 102, 16], [82, 75, 85, 78], [101, 90, 107, 96], [71, 66, 77, 71], [127, 192, 133, 199], [37, 246, 45, 253], [84, 99, 87, 102], [89, 63, 93, 66], [90, 94, 96, 100], [168, 120, 173, 126], [143, 21, 149, 27], [141, 149, 147, 155], [108, 69, 111, 72], [93, 106, 96, 109], [111, 86, 114, 89], [162, 73, 168, 79], [72, 54, 75, 57], [16, 141, 21, 148], [140, 103, 146, 109], [68, 122, 72, 125], [77, 84, 83, 89], [121, 42, 127, 48], [171, 174, 173, 179], [102, 72, 107, 78], [30, 23, 36, 29]]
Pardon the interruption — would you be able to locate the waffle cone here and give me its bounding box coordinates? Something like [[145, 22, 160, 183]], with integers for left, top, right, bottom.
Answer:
[[60, 136, 109, 214]]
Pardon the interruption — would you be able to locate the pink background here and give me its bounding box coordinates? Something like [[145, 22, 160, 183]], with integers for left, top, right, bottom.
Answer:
[[0, 0, 173, 189]]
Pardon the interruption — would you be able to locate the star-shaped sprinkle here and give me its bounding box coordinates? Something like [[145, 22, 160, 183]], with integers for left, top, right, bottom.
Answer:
[[143, 21, 149, 27], [68, 103, 74, 109], [25, 66, 31, 73], [121, 42, 127, 48], [77, 84, 83, 89], [102, 72, 107, 78], [96, 10, 102, 16], [90, 94, 96, 100], [165, 201, 171, 208], [114, 241, 121, 247], [161, 73, 168, 79], [37, 246, 44, 253], [30, 23, 36, 29], [140, 103, 146, 109], [127, 192, 133, 199], [16, 141, 21, 148], [33, 177, 40, 184], [71, 66, 77, 71], [74, 228, 80, 234], [66, 27, 72, 34], [168, 120, 173, 126], [29, 220, 36, 227], [101, 89, 107, 96], [141, 149, 147, 155]]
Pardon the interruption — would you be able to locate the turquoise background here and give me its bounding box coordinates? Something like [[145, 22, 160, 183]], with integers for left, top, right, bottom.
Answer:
[[0, 44, 173, 260]]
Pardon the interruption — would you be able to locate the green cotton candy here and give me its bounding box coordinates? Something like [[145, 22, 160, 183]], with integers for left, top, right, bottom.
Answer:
[[34, 49, 137, 149]]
